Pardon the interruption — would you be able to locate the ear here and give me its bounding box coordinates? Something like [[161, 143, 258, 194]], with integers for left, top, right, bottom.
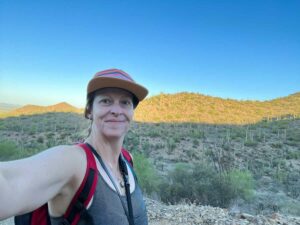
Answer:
[[85, 103, 93, 120]]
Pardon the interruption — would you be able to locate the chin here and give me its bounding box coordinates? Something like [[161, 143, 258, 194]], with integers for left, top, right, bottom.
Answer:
[[102, 129, 128, 139]]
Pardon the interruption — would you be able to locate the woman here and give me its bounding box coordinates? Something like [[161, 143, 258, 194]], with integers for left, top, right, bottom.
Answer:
[[0, 68, 149, 225]]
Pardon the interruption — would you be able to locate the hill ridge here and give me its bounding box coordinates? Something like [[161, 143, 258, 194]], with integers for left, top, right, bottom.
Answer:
[[134, 91, 300, 124], [1, 92, 299, 124], [6, 102, 82, 116]]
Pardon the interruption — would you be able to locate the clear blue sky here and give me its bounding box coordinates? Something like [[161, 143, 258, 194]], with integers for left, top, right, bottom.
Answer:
[[1, 0, 299, 108]]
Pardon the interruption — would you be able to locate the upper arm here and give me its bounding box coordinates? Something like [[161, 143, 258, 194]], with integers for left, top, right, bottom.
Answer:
[[0, 145, 85, 219]]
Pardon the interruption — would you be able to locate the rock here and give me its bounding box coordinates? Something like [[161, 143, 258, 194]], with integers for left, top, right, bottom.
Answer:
[[240, 213, 255, 220]]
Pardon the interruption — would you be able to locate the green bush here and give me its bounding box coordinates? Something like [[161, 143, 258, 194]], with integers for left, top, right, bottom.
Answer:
[[0, 140, 21, 160], [286, 151, 300, 160], [167, 138, 176, 152], [160, 163, 255, 208], [227, 169, 254, 200], [166, 163, 194, 203], [280, 200, 300, 216], [132, 153, 161, 195], [147, 127, 161, 137], [244, 140, 258, 147], [282, 170, 300, 199], [271, 142, 283, 148], [37, 136, 44, 143], [193, 139, 199, 147]]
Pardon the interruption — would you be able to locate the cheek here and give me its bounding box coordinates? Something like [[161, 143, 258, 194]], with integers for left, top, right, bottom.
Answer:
[[128, 110, 134, 121], [91, 104, 109, 118]]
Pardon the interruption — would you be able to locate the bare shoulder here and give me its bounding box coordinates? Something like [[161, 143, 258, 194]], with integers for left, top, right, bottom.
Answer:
[[42, 144, 87, 175], [20, 144, 88, 189], [48, 144, 86, 160]]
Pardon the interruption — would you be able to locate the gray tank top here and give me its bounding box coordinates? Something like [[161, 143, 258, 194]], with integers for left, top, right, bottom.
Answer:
[[50, 168, 148, 225]]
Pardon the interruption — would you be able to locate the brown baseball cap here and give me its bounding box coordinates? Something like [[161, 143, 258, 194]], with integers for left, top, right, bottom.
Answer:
[[87, 68, 148, 101]]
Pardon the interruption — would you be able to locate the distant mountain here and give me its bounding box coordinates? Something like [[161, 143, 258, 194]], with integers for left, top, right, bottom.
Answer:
[[134, 92, 300, 124], [1, 102, 82, 117], [1, 92, 300, 124], [0, 103, 22, 113]]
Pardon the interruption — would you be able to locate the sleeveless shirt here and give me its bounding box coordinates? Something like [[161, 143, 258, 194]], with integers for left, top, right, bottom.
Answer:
[[50, 161, 148, 225]]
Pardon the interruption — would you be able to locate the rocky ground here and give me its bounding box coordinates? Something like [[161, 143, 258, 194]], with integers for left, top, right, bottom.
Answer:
[[1, 198, 299, 225], [145, 198, 300, 225]]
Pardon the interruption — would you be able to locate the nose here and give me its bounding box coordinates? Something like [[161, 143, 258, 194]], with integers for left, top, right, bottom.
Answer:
[[110, 102, 122, 116]]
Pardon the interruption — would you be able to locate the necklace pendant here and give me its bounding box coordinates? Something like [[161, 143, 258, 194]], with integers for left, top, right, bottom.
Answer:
[[119, 179, 125, 188]]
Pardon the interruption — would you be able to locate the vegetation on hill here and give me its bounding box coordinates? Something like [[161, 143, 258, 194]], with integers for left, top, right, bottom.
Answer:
[[134, 92, 300, 124], [0, 112, 299, 216], [1, 92, 299, 125]]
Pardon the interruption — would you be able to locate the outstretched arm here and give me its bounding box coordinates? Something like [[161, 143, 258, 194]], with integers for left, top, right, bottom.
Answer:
[[0, 145, 85, 220]]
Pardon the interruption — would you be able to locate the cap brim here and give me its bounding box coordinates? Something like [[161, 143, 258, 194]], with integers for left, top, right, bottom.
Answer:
[[87, 77, 148, 101]]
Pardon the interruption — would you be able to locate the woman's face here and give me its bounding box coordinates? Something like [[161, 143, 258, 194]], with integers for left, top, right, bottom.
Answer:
[[90, 88, 134, 139]]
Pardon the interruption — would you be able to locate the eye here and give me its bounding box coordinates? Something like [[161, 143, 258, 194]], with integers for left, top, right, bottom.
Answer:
[[99, 98, 112, 105], [121, 99, 133, 107]]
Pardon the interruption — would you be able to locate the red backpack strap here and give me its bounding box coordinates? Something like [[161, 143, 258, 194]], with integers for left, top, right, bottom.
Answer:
[[121, 148, 133, 167], [14, 203, 51, 225], [31, 204, 50, 225], [63, 143, 98, 225]]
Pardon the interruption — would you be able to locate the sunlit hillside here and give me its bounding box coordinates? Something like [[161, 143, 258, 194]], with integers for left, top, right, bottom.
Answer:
[[134, 92, 300, 124], [1, 92, 300, 124]]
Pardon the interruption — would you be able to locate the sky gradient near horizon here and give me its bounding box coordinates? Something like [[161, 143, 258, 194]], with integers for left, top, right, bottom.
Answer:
[[1, 0, 299, 108]]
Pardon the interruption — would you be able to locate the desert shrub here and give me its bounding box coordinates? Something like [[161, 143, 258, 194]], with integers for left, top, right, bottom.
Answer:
[[275, 120, 290, 129], [46, 138, 57, 148], [167, 138, 176, 152], [132, 153, 161, 195], [147, 127, 161, 137], [160, 163, 255, 208], [190, 129, 205, 139], [186, 149, 197, 159], [284, 140, 298, 147], [286, 130, 300, 142], [282, 170, 300, 199], [0, 140, 21, 160], [160, 163, 194, 204], [123, 132, 140, 152], [193, 139, 199, 147], [37, 136, 44, 143], [192, 163, 229, 206], [244, 140, 258, 147], [141, 141, 151, 156], [222, 142, 231, 151], [271, 142, 283, 148], [279, 200, 300, 216], [286, 150, 300, 160], [227, 169, 254, 201], [285, 130, 300, 146]]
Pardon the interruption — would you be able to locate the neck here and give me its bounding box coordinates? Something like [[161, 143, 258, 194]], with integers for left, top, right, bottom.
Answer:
[[85, 132, 124, 169]]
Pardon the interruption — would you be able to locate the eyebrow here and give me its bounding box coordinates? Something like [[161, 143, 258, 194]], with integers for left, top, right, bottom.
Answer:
[[95, 94, 133, 100]]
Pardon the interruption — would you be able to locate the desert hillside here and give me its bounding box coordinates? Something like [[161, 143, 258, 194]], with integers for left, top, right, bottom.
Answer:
[[135, 92, 300, 124], [1, 92, 300, 124], [0, 92, 299, 223], [0, 112, 299, 219]]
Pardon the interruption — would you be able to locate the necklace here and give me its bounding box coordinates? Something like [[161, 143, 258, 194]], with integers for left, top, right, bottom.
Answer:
[[107, 163, 125, 189], [118, 177, 125, 188]]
